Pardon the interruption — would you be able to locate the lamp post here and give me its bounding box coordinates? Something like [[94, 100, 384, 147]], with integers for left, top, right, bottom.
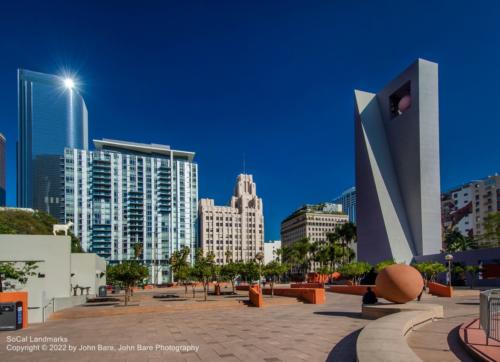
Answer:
[[255, 252, 264, 290], [445, 254, 453, 286]]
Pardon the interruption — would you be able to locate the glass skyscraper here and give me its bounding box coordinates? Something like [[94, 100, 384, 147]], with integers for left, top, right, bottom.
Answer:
[[63, 139, 198, 283], [17, 69, 88, 218], [333, 187, 356, 223]]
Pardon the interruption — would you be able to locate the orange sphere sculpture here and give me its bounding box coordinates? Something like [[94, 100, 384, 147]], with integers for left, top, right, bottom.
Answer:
[[375, 264, 423, 304]]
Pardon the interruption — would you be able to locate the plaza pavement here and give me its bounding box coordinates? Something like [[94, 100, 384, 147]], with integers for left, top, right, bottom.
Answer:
[[0, 288, 480, 362]]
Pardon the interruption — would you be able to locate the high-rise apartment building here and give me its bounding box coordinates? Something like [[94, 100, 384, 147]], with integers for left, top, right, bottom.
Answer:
[[0, 133, 5, 206], [280, 203, 348, 247], [18, 69, 88, 218], [442, 174, 500, 246], [199, 174, 264, 265], [62, 139, 198, 283], [333, 187, 356, 223]]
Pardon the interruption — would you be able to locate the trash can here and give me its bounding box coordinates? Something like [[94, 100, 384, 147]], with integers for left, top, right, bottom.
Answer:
[[98, 286, 107, 297], [0, 302, 23, 331]]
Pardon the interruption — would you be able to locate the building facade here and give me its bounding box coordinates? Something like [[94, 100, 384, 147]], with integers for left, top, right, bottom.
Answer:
[[199, 174, 264, 265], [280, 203, 348, 247], [442, 174, 500, 246], [18, 69, 88, 218], [264, 240, 281, 264], [355, 59, 441, 264], [0, 133, 5, 206], [333, 187, 356, 223], [62, 139, 198, 283]]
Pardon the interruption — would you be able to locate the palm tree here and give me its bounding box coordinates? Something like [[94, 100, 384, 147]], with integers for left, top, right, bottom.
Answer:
[[333, 223, 357, 265], [445, 230, 477, 252]]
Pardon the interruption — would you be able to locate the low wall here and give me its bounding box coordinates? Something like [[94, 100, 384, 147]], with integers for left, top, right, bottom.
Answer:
[[357, 305, 443, 362], [428, 282, 453, 297], [249, 286, 263, 307], [236, 285, 250, 291], [291, 283, 324, 289], [328, 285, 378, 296], [0, 292, 28, 328], [263, 287, 325, 304]]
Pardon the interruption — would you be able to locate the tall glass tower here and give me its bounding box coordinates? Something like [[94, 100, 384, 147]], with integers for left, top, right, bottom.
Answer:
[[17, 69, 88, 219]]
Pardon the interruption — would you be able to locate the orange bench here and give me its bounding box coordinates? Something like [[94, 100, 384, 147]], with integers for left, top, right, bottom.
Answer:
[[328, 285, 378, 296], [428, 282, 453, 297], [263, 287, 325, 304], [291, 283, 324, 289], [249, 285, 263, 307]]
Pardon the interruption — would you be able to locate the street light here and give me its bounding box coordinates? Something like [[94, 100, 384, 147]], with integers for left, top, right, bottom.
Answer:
[[445, 254, 454, 286], [255, 252, 264, 290]]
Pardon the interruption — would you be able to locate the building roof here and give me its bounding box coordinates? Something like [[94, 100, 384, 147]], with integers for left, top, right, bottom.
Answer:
[[281, 203, 347, 224], [93, 139, 195, 161]]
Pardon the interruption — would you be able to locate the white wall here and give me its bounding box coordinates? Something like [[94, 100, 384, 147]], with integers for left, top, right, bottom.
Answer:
[[70, 253, 107, 295], [0, 235, 71, 323], [264, 240, 281, 264]]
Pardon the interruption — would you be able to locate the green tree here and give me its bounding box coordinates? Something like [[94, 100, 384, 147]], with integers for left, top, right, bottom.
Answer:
[[444, 230, 477, 252], [238, 261, 260, 284], [0, 209, 84, 252], [375, 259, 396, 273], [0, 261, 39, 292], [331, 223, 357, 265], [221, 262, 240, 293], [171, 249, 192, 297], [191, 249, 216, 301], [339, 262, 371, 285], [412, 262, 446, 285], [263, 261, 289, 297], [480, 212, 500, 247], [107, 261, 149, 306]]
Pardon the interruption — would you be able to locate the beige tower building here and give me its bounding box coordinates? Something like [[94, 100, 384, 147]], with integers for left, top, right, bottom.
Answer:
[[281, 203, 348, 247], [199, 174, 264, 264]]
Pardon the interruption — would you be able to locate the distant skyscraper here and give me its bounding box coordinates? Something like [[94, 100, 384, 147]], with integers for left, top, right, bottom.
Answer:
[[199, 174, 264, 265], [62, 139, 198, 283], [18, 69, 88, 218], [0, 133, 5, 206], [355, 59, 441, 264], [334, 187, 356, 223]]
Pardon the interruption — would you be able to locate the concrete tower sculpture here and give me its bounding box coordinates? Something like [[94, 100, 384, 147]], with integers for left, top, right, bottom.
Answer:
[[355, 58, 441, 264]]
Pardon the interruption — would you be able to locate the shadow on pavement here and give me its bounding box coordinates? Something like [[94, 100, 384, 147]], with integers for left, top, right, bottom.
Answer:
[[326, 328, 362, 362], [314, 311, 366, 319], [447, 324, 475, 362]]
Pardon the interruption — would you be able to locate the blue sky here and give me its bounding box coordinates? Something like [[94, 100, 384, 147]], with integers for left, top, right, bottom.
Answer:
[[0, 1, 499, 240]]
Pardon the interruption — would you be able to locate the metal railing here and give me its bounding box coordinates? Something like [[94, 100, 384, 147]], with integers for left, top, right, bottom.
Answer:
[[479, 289, 500, 343]]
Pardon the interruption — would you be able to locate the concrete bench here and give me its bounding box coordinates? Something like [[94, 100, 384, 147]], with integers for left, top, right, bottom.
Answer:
[[357, 303, 443, 362]]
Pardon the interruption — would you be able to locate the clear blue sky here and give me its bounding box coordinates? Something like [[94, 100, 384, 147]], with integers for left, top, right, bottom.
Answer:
[[1, 1, 499, 240]]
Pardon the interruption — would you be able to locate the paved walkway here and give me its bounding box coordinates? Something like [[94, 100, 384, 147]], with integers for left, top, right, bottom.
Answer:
[[0, 289, 480, 362], [1, 292, 369, 362], [407, 293, 480, 361]]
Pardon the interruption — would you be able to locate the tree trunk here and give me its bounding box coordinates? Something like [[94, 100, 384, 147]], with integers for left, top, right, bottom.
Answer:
[[192, 284, 196, 298], [184, 283, 188, 296], [231, 280, 235, 294], [203, 282, 207, 301], [124, 287, 129, 306], [271, 281, 274, 297]]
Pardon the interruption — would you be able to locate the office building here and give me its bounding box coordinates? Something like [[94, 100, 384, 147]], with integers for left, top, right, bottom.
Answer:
[[62, 139, 198, 283], [199, 174, 264, 265], [0, 133, 5, 206], [281, 203, 348, 247], [333, 187, 356, 223], [18, 69, 88, 218], [355, 59, 441, 264], [442, 174, 500, 246], [264, 240, 281, 264]]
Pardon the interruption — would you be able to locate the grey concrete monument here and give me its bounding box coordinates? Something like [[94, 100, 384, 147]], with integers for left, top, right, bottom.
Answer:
[[355, 58, 441, 264]]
